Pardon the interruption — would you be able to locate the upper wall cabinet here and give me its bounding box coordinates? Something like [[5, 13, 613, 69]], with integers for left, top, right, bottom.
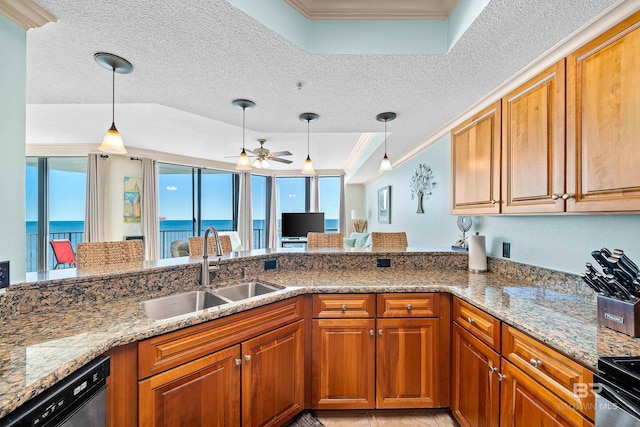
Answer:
[[566, 11, 640, 212], [451, 100, 502, 215], [502, 60, 566, 214]]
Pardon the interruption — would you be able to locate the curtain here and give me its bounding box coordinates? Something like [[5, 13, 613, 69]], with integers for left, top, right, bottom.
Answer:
[[339, 174, 346, 235], [238, 171, 253, 251], [268, 177, 278, 249], [310, 175, 319, 212], [84, 154, 106, 242], [142, 158, 159, 260]]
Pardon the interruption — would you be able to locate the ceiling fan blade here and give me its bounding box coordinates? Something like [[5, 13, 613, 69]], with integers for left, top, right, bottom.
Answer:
[[270, 157, 293, 164], [269, 151, 292, 157], [245, 149, 256, 155]]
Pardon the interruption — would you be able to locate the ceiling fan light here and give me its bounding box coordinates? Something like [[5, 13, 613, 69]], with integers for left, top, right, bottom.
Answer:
[[301, 155, 316, 175], [253, 158, 270, 169], [235, 149, 252, 170], [99, 122, 127, 154], [379, 154, 393, 172]]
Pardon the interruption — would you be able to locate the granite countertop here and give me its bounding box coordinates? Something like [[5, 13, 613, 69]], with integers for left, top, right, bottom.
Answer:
[[1, 255, 640, 419]]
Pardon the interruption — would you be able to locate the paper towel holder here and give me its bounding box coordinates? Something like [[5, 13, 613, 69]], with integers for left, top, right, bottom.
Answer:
[[469, 232, 488, 274]]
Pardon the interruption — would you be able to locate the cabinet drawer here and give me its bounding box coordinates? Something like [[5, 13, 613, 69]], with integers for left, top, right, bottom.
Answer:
[[453, 298, 501, 351], [138, 296, 303, 379], [377, 293, 439, 318], [312, 294, 375, 318], [502, 325, 594, 420]]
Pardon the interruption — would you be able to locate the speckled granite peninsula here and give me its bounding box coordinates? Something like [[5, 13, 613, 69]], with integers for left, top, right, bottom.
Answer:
[[0, 248, 639, 420]]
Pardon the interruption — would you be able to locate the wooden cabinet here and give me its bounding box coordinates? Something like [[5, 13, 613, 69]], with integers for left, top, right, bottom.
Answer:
[[502, 60, 566, 214], [242, 320, 305, 427], [566, 10, 640, 212], [376, 318, 440, 408], [451, 100, 502, 215], [137, 297, 304, 427], [453, 298, 501, 352], [451, 324, 501, 427], [311, 293, 449, 410], [500, 361, 593, 427], [311, 319, 376, 409], [139, 346, 241, 427]]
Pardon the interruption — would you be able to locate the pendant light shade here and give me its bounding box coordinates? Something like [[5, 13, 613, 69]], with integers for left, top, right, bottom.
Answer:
[[299, 112, 318, 175], [95, 52, 133, 154], [233, 99, 256, 171], [376, 112, 396, 172]]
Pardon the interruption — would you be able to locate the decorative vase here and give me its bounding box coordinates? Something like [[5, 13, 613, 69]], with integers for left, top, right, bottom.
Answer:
[[416, 191, 424, 214]]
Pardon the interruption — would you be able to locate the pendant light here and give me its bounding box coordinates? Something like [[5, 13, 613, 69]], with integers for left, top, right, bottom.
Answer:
[[376, 112, 397, 172], [95, 53, 133, 154], [232, 99, 256, 171], [299, 112, 318, 175]]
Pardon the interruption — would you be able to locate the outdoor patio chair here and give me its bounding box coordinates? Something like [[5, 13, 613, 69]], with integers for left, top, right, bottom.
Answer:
[[50, 239, 77, 269]]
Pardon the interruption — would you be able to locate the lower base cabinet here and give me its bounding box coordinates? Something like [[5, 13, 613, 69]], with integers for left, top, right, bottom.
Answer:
[[500, 361, 593, 427], [242, 320, 305, 427], [451, 323, 501, 427], [138, 320, 305, 427], [139, 345, 241, 427]]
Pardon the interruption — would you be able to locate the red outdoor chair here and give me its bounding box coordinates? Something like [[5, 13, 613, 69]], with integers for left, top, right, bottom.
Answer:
[[50, 239, 77, 269]]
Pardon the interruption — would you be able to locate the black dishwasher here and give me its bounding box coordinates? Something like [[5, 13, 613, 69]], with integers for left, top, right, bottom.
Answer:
[[1, 355, 110, 427]]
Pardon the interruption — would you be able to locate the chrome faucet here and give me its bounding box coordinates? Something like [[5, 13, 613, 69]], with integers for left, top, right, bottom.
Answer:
[[202, 226, 223, 288]]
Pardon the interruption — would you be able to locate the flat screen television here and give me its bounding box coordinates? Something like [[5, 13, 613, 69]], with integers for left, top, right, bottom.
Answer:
[[281, 212, 325, 238]]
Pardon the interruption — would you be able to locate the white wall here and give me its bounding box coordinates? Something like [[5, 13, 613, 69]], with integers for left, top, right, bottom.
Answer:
[[0, 16, 26, 283], [104, 155, 143, 241], [344, 184, 366, 234], [365, 136, 640, 274]]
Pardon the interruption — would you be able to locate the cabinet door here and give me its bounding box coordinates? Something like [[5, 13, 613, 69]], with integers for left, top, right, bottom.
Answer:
[[241, 320, 304, 427], [311, 318, 376, 409], [451, 323, 500, 427], [138, 345, 240, 427], [500, 361, 593, 427], [376, 318, 440, 408], [566, 11, 640, 212], [502, 60, 566, 213], [451, 100, 502, 215]]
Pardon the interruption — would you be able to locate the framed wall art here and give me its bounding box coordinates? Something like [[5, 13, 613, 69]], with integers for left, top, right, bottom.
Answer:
[[378, 186, 391, 224]]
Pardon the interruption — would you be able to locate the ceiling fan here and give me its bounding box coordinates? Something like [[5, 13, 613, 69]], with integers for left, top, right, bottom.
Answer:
[[238, 139, 293, 169]]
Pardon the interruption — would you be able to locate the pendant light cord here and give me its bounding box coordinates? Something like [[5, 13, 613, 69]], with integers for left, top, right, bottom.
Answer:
[[307, 118, 310, 156], [242, 106, 246, 150], [111, 67, 116, 124], [384, 118, 388, 155]]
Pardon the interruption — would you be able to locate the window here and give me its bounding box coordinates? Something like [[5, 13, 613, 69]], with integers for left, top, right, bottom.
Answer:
[[26, 157, 87, 272], [251, 175, 267, 249], [158, 163, 238, 258], [319, 176, 341, 232]]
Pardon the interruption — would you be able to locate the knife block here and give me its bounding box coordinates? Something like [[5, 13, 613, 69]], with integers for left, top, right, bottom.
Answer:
[[597, 295, 640, 337]]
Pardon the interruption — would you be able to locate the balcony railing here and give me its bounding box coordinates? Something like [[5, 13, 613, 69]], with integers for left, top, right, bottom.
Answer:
[[27, 228, 266, 271]]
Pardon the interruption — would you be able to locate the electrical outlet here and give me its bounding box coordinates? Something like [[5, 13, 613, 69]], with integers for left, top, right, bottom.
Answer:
[[264, 259, 277, 271], [377, 258, 391, 268], [502, 242, 511, 259], [0, 261, 9, 288]]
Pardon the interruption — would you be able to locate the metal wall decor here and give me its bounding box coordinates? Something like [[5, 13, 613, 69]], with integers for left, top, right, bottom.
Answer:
[[409, 164, 436, 213]]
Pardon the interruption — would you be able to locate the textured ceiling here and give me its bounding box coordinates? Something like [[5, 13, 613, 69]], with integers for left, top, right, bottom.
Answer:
[[26, 0, 620, 183]]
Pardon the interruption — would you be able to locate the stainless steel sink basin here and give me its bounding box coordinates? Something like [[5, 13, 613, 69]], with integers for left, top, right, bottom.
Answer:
[[213, 282, 279, 301], [139, 291, 229, 320]]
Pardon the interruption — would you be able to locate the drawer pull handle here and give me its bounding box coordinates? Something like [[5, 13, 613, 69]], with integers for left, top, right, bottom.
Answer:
[[244, 354, 251, 362], [407, 303, 412, 310], [378, 329, 383, 336], [551, 193, 561, 200], [491, 200, 499, 205], [488, 366, 498, 373], [341, 304, 347, 312], [529, 359, 543, 368], [235, 358, 242, 366], [370, 329, 374, 336], [467, 317, 475, 324], [497, 373, 507, 381], [562, 193, 575, 200]]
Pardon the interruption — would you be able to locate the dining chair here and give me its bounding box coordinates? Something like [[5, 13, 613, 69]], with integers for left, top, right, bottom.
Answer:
[[306, 232, 344, 249], [370, 232, 408, 250], [188, 235, 232, 257], [76, 240, 144, 269]]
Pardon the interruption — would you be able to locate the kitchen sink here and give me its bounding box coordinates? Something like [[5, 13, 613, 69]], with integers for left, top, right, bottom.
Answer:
[[213, 282, 280, 301], [139, 290, 229, 320]]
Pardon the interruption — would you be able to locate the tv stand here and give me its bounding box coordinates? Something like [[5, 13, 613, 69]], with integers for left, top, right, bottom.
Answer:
[[281, 237, 308, 247]]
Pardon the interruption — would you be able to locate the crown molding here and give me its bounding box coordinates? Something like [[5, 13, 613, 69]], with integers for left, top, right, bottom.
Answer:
[[0, 0, 55, 30], [284, 0, 457, 20]]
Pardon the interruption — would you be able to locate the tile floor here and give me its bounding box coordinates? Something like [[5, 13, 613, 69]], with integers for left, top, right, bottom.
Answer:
[[315, 409, 460, 427]]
